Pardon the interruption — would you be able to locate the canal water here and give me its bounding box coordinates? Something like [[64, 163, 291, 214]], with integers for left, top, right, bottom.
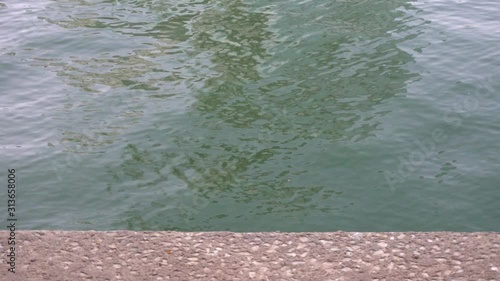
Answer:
[[1, 0, 499, 231]]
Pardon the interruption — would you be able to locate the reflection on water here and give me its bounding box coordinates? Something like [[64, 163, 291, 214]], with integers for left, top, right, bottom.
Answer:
[[23, 0, 422, 230], [108, 0, 420, 230], [6, 0, 499, 231]]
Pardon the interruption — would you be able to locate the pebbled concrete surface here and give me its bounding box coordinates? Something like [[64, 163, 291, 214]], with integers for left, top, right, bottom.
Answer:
[[0, 231, 499, 281]]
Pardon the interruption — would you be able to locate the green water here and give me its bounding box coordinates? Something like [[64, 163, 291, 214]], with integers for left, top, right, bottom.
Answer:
[[1, 0, 499, 231]]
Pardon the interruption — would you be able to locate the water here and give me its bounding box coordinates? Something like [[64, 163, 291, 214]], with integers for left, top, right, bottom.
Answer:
[[1, 0, 499, 231]]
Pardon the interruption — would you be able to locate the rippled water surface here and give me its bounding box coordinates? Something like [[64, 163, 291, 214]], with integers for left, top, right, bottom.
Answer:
[[1, 0, 499, 231]]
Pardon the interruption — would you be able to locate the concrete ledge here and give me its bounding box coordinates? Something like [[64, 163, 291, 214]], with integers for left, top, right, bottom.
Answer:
[[1, 231, 499, 280]]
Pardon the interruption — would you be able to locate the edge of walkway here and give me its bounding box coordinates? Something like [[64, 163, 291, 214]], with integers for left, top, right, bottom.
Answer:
[[1, 231, 499, 280]]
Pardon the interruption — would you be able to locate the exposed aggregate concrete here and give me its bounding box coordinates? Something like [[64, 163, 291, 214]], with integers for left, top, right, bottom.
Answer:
[[0, 231, 498, 281]]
